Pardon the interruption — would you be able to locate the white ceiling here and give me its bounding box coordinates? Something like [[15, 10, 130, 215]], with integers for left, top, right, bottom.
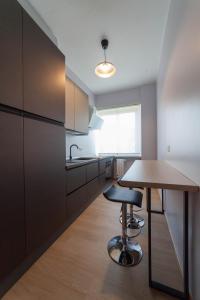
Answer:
[[28, 0, 170, 95]]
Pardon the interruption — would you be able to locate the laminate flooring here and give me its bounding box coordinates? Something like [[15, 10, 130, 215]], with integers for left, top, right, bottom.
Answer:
[[3, 189, 183, 300]]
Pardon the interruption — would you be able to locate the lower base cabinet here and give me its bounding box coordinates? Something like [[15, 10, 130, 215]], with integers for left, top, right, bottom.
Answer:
[[66, 168, 113, 225], [66, 178, 99, 222], [66, 187, 86, 221], [99, 173, 106, 189], [0, 112, 26, 281]]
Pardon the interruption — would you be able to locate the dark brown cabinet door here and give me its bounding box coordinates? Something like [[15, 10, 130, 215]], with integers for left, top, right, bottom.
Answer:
[[66, 187, 86, 222], [0, 111, 25, 280], [66, 166, 86, 195], [86, 162, 98, 182], [0, 0, 22, 109], [23, 10, 65, 122], [24, 118, 66, 253], [66, 177, 100, 224], [99, 159, 106, 175]]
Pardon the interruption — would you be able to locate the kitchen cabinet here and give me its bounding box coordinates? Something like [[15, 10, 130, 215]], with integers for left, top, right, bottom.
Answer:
[[74, 86, 89, 133], [0, 112, 25, 280], [65, 78, 89, 134], [66, 166, 86, 194], [0, 0, 23, 109], [24, 118, 66, 253], [66, 177, 100, 224], [0, 1, 67, 294], [86, 162, 99, 182], [65, 158, 114, 226], [65, 78, 75, 130], [105, 158, 114, 179], [98, 173, 107, 189], [99, 158, 114, 178], [66, 186, 86, 222], [99, 159, 107, 175], [23, 10, 65, 122], [85, 177, 100, 202]]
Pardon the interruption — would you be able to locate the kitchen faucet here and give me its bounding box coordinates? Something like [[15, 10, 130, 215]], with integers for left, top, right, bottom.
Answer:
[[69, 144, 81, 160]]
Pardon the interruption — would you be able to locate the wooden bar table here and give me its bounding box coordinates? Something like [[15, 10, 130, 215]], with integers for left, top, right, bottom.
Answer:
[[119, 160, 199, 300]]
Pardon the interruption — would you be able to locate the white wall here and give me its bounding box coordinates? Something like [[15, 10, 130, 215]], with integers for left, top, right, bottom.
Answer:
[[17, 0, 57, 45], [95, 83, 157, 159], [65, 131, 96, 158], [157, 0, 200, 299]]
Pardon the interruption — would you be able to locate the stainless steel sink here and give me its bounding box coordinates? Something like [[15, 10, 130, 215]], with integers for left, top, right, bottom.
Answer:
[[66, 160, 78, 164], [75, 157, 96, 160], [66, 158, 94, 164], [66, 157, 97, 166]]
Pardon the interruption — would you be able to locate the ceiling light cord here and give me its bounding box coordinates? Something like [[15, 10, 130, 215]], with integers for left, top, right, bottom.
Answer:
[[95, 38, 116, 78], [104, 48, 107, 63]]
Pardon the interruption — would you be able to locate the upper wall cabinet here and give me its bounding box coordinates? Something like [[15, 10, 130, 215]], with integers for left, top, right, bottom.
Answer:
[[65, 78, 75, 130], [75, 86, 89, 133], [23, 10, 65, 122], [0, 0, 23, 109], [65, 78, 89, 134]]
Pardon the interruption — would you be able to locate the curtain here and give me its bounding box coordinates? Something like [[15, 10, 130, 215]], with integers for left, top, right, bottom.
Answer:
[[94, 105, 141, 154]]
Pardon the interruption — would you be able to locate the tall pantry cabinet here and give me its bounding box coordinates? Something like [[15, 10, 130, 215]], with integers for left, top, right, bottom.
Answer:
[[0, 0, 23, 109], [0, 0, 66, 296], [22, 8, 66, 254]]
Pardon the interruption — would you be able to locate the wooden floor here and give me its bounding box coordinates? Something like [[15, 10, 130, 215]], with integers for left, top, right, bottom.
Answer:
[[3, 189, 183, 300]]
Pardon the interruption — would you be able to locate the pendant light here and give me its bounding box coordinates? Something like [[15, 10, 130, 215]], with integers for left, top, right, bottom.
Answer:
[[95, 39, 116, 78]]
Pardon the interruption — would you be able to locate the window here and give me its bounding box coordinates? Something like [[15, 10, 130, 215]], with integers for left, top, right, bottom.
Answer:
[[94, 105, 141, 154]]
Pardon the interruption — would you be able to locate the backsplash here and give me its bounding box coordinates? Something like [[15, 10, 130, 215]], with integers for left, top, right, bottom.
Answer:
[[66, 130, 97, 159]]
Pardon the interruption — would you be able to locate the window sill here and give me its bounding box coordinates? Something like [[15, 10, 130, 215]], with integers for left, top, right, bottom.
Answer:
[[98, 153, 142, 159]]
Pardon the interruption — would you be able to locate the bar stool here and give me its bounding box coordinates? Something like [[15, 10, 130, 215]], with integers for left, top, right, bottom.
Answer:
[[103, 185, 143, 266], [118, 182, 145, 236]]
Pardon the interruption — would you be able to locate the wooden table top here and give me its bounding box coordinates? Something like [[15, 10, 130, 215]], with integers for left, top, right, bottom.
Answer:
[[119, 160, 199, 192]]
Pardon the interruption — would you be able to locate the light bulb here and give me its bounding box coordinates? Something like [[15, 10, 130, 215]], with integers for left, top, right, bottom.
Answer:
[[95, 62, 116, 78]]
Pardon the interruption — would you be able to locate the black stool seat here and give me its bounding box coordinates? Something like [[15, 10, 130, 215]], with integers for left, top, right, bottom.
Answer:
[[103, 185, 143, 207]]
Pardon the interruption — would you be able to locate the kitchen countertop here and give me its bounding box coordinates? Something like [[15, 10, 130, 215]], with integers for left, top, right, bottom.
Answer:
[[65, 156, 114, 170], [65, 154, 141, 170]]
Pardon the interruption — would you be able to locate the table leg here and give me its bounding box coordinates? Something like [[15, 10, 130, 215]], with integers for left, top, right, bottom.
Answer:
[[147, 188, 189, 300], [146, 188, 152, 286], [148, 189, 164, 215], [161, 189, 165, 213], [183, 191, 189, 299]]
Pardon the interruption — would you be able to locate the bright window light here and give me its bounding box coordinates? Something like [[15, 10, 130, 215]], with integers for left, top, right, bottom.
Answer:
[[94, 105, 141, 154]]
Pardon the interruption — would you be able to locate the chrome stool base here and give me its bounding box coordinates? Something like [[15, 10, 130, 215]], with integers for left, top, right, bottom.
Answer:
[[128, 214, 145, 229], [107, 235, 143, 267]]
